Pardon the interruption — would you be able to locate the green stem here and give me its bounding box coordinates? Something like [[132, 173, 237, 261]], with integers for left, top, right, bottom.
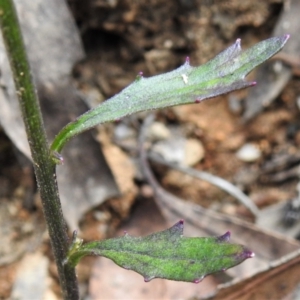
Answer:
[[0, 1, 78, 299]]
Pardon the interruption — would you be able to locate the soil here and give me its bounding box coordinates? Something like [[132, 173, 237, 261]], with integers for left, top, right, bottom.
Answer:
[[2, 0, 300, 298], [69, 0, 296, 213]]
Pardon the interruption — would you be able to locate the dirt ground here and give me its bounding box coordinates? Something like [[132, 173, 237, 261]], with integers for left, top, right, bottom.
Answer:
[[1, 0, 300, 299]]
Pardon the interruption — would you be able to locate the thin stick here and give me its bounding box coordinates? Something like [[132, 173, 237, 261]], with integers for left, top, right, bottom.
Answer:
[[149, 153, 259, 217], [139, 114, 259, 217]]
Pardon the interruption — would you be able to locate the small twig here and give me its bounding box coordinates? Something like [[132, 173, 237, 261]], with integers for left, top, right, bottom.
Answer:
[[272, 52, 300, 76], [261, 152, 300, 174], [149, 153, 259, 217], [139, 114, 259, 217], [261, 164, 300, 183]]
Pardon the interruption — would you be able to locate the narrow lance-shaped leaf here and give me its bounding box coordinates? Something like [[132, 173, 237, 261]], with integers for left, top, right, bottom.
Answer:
[[67, 220, 254, 283], [51, 35, 289, 154]]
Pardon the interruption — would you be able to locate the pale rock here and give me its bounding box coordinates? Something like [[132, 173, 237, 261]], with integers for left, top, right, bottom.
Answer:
[[236, 143, 262, 162], [152, 138, 185, 165], [114, 123, 136, 141], [148, 122, 171, 141], [184, 138, 205, 166], [152, 137, 204, 166]]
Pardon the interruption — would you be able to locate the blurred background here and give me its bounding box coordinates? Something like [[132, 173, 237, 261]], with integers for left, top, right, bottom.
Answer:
[[0, 0, 300, 299]]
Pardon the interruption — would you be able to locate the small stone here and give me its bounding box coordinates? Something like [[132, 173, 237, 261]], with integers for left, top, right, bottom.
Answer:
[[152, 138, 185, 164], [22, 222, 34, 234], [221, 203, 238, 216], [148, 122, 171, 141], [152, 137, 204, 167], [93, 211, 110, 222], [236, 143, 261, 162], [140, 184, 154, 198], [163, 39, 173, 49], [184, 139, 205, 166], [114, 123, 136, 141]]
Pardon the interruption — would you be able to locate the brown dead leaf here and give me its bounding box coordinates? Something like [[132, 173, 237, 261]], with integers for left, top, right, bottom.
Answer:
[[0, 0, 120, 230], [243, 0, 300, 121], [206, 248, 300, 300]]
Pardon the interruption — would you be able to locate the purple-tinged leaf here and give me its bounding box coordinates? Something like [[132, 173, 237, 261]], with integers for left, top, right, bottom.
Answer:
[[67, 220, 254, 283], [51, 35, 289, 154]]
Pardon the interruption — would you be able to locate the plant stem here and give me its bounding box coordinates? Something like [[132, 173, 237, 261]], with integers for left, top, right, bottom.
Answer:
[[0, 1, 78, 299]]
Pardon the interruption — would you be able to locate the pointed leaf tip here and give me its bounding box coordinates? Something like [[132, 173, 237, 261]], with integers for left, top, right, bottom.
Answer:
[[244, 250, 255, 258], [144, 276, 155, 282], [51, 35, 289, 153], [217, 231, 231, 243], [236, 248, 255, 261], [235, 38, 241, 50], [284, 33, 290, 41], [275, 34, 290, 47], [69, 221, 254, 283], [135, 71, 144, 81], [193, 277, 204, 284], [172, 219, 184, 233]]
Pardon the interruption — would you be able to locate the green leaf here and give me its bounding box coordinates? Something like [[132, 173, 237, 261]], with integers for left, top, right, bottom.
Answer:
[[51, 35, 289, 154], [67, 220, 254, 283]]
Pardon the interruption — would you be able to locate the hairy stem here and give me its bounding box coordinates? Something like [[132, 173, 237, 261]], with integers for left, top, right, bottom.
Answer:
[[0, 1, 78, 299]]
